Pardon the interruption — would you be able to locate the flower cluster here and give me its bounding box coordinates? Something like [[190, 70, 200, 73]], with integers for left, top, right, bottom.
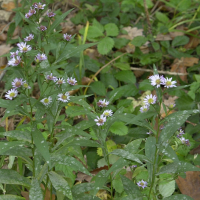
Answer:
[[94, 109, 113, 126], [24, 34, 34, 42], [176, 128, 190, 146], [47, 10, 56, 17], [97, 99, 109, 108], [137, 180, 148, 189], [140, 94, 157, 113], [63, 33, 72, 41], [25, 2, 46, 18], [35, 53, 47, 63]]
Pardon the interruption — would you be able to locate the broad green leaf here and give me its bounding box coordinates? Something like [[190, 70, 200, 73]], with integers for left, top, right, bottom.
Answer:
[[125, 139, 143, 153], [0, 195, 25, 200], [172, 36, 189, 47], [90, 81, 106, 96], [32, 129, 51, 166], [51, 154, 91, 176], [29, 178, 43, 200], [114, 70, 136, 84], [160, 145, 179, 162], [1, 145, 31, 157], [131, 36, 148, 47], [93, 18, 104, 32], [67, 138, 101, 147], [97, 37, 114, 55], [114, 63, 130, 70], [48, 171, 73, 200], [0, 141, 26, 155], [104, 23, 119, 36], [159, 180, 175, 198], [87, 26, 104, 38], [164, 194, 194, 200], [0, 99, 10, 108], [155, 12, 169, 23], [0, 169, 31, 187], [113, 179, 124, 193], [109, 121, 128, 136], [139, 79, 154, 91]]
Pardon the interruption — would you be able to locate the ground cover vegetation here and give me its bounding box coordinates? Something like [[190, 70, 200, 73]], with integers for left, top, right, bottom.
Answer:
[[0, 0, 200, 199]]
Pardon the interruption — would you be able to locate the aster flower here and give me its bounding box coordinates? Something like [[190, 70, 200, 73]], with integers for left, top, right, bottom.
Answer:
[[46, 73, 58, 82], [8, 56, 21, 66], [94, 115, 106, 126], [56, 78, 66, 85], [17, 42, 32, 53], [168, 103, 176, 109], [67, 77, 77, 85], [40, 96, 52, 106], [24, 33, 34, 42], [57, 92, 70, 102], [137, 180, 148, 189], [97, 99, 109, 107], [140, 105, 149, 113], [162, 77, 177, 88], [148, 74, 165, 88], [10, 50, 19, 58], [63, 33, 72, 41], [23, 81, 31, 89], [5, 89, 18, 100], [32, 3, 38, 8], [35, 2, 46, 10], [25, 13, 32, 18], [12, 78, 23, 88], [38, 25, 47, 31], [35, 53, 47, 62], [103, 110, 113, 117], [29, 7, 36, 15], [143, 94, 157, 105], [47, 10, 56, 17]]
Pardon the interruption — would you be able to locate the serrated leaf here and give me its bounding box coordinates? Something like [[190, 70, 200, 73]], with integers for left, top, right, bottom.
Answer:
[[109, 121, 128, 135], [163, 194, 194, 200], [97, 37, 114, 55], [0, 169, 31, 187], [104, 23, 119, 36], [0, 195, 25, 200], [114, 70, 136, 84], [29, 178, 43, 200], [172, 36, 189, 47], [159, 180, 175, 198], [93, 18, 104, 32], [48, 171, 73, 200], [90, 81, 106, 96], [131, 36, 148, 47]]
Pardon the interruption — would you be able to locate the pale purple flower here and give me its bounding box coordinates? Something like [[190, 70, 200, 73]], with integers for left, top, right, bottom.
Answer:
[[25, 13, 32, 18], [103, 110, 113, 117], [35, 53, 47, 62], [24, 34, 34, 42], [97, 99, 109, 107], [46, 73, 58, 82], [57, 92, 70, 102], [63, 33, 72, 41], [162, 77, 177, 88], [35, 2, 46, 10], [40, 96, 52, 106], [32, 3, 38, 8], [168, 103, 176, 109], [140, 105, 149, 113], [148, 74, 165, 88], [10, 50, 19, 58], [29, 7, 36, 15], [47, 10, 56, 17], [130, 165, 137, 169], [146, 130, 152, 135], [8, 56, 21, 66], [5, 89, 18, 100], [67, 77, 77, 85], [137, 180, 148, 189], [143, 94, 157, 105], [17, 42, 32, 53], [38, 25, 47, 31], [56, 78, 66, 85], [94, 115, 106, 126], [12, 78, 23, 88]]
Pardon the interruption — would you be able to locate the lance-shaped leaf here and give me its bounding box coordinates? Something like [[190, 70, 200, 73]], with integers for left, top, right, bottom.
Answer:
[[51, 154, 91, 176], [163, 194, 194, 200], [72, 183, 95, 197], [0, 195, 26, 200], [0, 169, 31, 187], [29, 178, 43, 200], [0, 141, 26, 155], [48, 171, 73, 200]]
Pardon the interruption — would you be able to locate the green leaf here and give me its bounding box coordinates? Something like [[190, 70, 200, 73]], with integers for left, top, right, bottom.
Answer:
[[90, 81, 106, 96], [0, 169, 31, 187], [92, 18, 104, 32], [114, 70, 136, 84], [114, 62, 130, 70], [155, 12, 169, 23], [125, 139, 143, 153], [113, 178, 124, 193], [85, 26, 104, 38], [0, 195, 25, 200], [29, 178, 43, 200], [0, 99, 10, 108], [104, 23, 119, 36], [48, 171, 73, 200], [172, 36, 189, 47], [131, 36, 148, 47], [139, 79, 154, 91], [159, 180, 175, 198], [0, 141, 26, 155], [164, 194, 194, 200], [109, 121, 128, 136], [97, 37, 114, 55], [113, 38, 130, 49], [32, 129, 51, 166]]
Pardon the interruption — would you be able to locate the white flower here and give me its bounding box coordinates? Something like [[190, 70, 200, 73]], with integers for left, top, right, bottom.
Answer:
[[8, 56, 21, 66], [143, 94, 157, 105], [97, 99, 109, 107], [17, 42, 32, 53], [67, 77, 77, 85], [56, 78, 66, 85], [12, 78, 23, 88], [63, 33, 72, 41], [23, 81, 31, 89], [25, 13, 32, 18], [94, 115, 106, 126], [140, 105, 149, 113], [29, 7, 36, 15], [36, 2, 46, 9], [35, 53, 47, 62], [5, 89, 18, 100], [47, 10, 56, 17], [137, 180, 148, 189], [162, 77, 176, 88], [38, 25, 47, 31], [10, 50, 19, 58], [103, 110, 113, 117], [46, 73, 58, 82], [24, 34, 34, 41], [148, 74, 165, 88], [57, 92, 70, 102], [40, 97, 52, 106]]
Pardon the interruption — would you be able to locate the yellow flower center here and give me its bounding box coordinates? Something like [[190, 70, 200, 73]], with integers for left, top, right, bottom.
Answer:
[[148, 98, 153, 104], [10, 92, 15, 97], [15, 81, 21, 87], [62, 95, 67, 100], [44, 99, 49, 103], [156, 79, 160, 84], [166, 81, 171, 86]]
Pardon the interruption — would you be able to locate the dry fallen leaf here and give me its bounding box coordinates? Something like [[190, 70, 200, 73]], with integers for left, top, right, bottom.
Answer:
[[184, 30, 200, 49]]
